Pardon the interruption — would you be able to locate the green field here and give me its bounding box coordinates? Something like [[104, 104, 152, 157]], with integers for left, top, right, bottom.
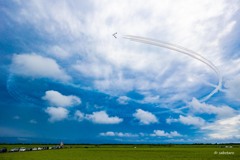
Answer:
[[0, 144, 239, 160]]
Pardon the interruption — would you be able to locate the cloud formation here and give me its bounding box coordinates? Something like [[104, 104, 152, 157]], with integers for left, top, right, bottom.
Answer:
[[167, 115, 206, 127], [74, 110, 85, 122], [100, 131, 138, 137], [189, 98, 237, 118], [42, 90, 81, 108], [45, 107, 69, 123], [133, 109, 158, 125], [202, 115, 240, 139], [1, 0, 239, 143], [11, 54, 71, 81], [86, 111, 123, 124], [10, 0, 238, 102], [151, 130, 182, 138], [117, 96, 131, 105]]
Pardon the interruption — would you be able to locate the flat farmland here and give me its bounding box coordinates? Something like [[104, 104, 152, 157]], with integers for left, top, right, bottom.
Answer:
[[0, 144, 239, 160]]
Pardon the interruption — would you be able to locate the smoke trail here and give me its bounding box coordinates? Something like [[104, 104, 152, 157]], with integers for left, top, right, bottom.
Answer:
[[122, 35, 222, 102]]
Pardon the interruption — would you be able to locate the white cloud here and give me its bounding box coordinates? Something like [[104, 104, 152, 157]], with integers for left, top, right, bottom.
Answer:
[[74, 110, 85, 122], [100, 131, 115, 136], [100, 131, 138, 137], [140, 94, 161, 104], [48, 45, 70, 59], [73, 61, 113, 79], [42, 90, 81, 108], [43, 91, 81, 123], [179, 115, 206, 127], [83, 0, 238, 99], [3, 0, 240, 143], [189, 98, 237, 118], [202, 115, 240, 139], [11, 54, 71, 81], [166, 117, 178, 124], [45, 107, 69, 123], [151, 130, 182, 138], [8, 0, 238, 104], [210, 20, 236, 47], [94, 77, 135, 95], [29, 119, 37, 124], [117, 96, 131, 105], [224, 75, 240, 102], [167, 115, 206, 127], [86, 111, 123, 124], [75, 110, 123, 124], [133, 109, 158, 125]]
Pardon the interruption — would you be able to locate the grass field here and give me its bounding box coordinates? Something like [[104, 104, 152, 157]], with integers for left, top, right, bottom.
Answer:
[[0, 144, 239, 160]]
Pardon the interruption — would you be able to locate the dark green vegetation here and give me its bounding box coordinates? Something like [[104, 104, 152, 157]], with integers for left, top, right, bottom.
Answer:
[[0, 144, 239, 160]]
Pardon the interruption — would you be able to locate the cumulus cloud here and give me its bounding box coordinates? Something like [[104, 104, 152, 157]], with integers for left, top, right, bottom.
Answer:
[[151, 130, 182, 138], [167, 115, 206, 127], [74, 110, 124, 124], [42, 90, 81, 108], [202, 115, 240, 139], [100, 131, 138, 137], [133, 109, 158, 125], [86, 111, 123, 124], [11, 54, 71, 81], [45, 107, 69, 123], [189, 98, 237, 118]]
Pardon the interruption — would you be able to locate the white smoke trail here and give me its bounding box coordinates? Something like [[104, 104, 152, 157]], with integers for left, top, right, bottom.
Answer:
[[122, 35, 222, 102]]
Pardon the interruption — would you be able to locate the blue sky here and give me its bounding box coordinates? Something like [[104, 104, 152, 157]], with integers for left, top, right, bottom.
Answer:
[[0, 0, 240, 144]]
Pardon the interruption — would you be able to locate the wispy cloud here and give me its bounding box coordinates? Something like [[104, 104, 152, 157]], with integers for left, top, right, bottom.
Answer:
[[74, 110, 85, 122], [188, 98, 237, 118], [1, 0, 240, 143], [8, 0, 239, 103], [202, 115, 240, 140], [167, 115, 206, 127], [224, 76, 240, 102]]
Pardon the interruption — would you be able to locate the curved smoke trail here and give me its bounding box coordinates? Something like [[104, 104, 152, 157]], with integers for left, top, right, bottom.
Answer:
[[122, 35, 222, 102]]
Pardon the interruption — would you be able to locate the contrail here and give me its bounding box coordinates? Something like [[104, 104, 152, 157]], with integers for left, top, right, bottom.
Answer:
[[122, 35, 222, 102]]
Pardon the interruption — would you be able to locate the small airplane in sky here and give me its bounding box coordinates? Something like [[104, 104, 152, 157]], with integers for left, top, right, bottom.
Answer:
[[113, 32, 117, 38]]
